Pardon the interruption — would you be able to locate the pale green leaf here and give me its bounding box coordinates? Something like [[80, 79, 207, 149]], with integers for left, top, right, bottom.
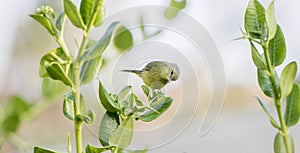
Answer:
[[138, 97, 173, 122], [164, 0, 186, 20], [80, 0, 95, 25], [80, 0, 104, 27], [256, 96, 280, 129], [244, 0, 266, 39], [30, 14, 56, 35], [266, 1, 277, 40], [274, 133, 294, 153], [250, 41, 266, 69], [39, 48, 70, 78], [63, 0, 85, 29], [45, 62, 73, 86], [85, 144, 112, 153], [109, 117, 134, 148], [34, 146, 56, 153], [42, 78, 67, 99], [285, 84, 300, 127], [55, 12, 66, 32], [63, 93, 86, 120], [268, 25, 286, 67], [113, 25, 133, 52], [80, 22, 120, 84], [98, 80, 120, 112], [117, 85, 132, 102], [257, 68, 280, 98], [280, 62, 297, 97], [99, 112, 120, 146]]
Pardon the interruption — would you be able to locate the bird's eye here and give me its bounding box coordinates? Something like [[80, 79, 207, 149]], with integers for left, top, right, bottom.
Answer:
[[170, 70, 174, 76]]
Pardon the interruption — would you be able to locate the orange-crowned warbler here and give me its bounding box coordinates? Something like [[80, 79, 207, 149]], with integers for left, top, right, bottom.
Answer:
[[122, 61, 180, 89]]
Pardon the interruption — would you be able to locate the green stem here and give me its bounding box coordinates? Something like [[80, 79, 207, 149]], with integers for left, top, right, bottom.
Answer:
[[112, 147, 119, 153], [263, 42, 292, 153], [69, 2, 103, 152], [57, 38, 70, 57], [74, 117, 83, 153], [7, 134, 29, 153], [72, 10, 96, 152], [276, 100, 292, 153], [72, 62, 83, 153]]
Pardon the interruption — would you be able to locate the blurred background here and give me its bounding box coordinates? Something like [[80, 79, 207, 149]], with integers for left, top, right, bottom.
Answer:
[[1, 0, 300, 152]]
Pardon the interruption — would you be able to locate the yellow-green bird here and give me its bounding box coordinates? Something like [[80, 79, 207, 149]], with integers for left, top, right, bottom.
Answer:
[[122, 61, 180, 90]]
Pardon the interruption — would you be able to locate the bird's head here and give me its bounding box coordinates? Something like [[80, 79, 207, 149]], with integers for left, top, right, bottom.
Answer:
[[169, 63, 180, 81]]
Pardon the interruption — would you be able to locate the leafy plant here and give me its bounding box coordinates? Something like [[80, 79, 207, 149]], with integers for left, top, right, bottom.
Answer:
[[0, 79, 67, 152], [29, 0, 177, 153], [241, 0, 299, 152]]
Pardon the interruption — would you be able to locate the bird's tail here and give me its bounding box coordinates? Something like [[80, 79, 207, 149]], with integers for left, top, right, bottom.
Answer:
[[121, 70, 142, 76]]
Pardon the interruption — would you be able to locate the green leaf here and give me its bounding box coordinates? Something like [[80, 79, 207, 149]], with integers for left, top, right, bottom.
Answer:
[[63, 93, 86, 120], [98, 80, 120, 112], [274, 133, 294, 153], [250, 41, 265, 69], [257, 68, 279, 98], [164, 0, 186, 20], [1, 114, 20, 135], [256, 96, 280, 129], [34, 146, 57, 153], [39, 48, 70, 78], [109, 117, 134, 148], [134, 95, 144, 107], [266, 1, 277, 40], [141, 85, 151, 100], [63, 94, 75, 120], [80, 22, 120, 84], [113, 25, 134, 52], [127, 93, 136, 110], [80, 0, 95, 25], [268, 25, 286, 67], [170, 0, 186, 9], [55, 12, 66, 32], [30, 14, 56, 35], [80, 0, 104, 26], [63, 0, 85, 29], [85, 144, 112, 153], [138, 97, 173, 122], [285, 84, 300, 127], [80, 54, 103, 84], [99, 112, 120, 146], [45, 62, 73, 86], [42, 78, 67, 99], [80, 21, 120, 61], [93, 1, 104, 27], [117, 85, 132, 102], [6, 95, 32, 116], [164, 7, 179, 20], [79, 109, 95, 124], [244, 0, 266, 39], [1, 95, 32, 135], [280, 62, 297, 97]]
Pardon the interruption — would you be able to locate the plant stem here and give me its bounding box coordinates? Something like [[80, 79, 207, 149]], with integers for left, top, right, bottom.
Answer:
[[74, 117, 83, 153], [276, 100, 292, 153], [263, 43, 292, 153], [72, 63, 82, 153], [7, 134, 29, 153], [72, 18, 93, 153], [71, 1, 103, 152]]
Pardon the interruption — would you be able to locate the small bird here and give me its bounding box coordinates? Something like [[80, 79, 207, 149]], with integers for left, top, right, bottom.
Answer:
[[122, 61, 180, 90]]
